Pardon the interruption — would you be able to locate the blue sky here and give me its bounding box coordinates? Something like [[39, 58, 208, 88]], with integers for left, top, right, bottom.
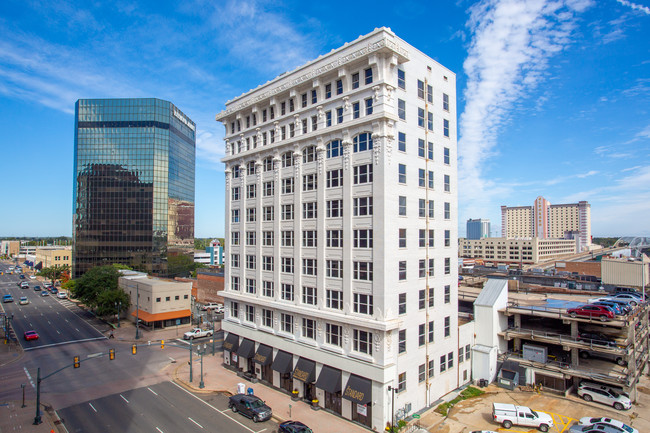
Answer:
[[0, 0, 648, 238]]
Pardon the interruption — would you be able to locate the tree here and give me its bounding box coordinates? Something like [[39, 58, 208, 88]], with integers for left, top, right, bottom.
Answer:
[[191, 263, 208, 278], [95, 289, 130, 316], [37, 264, 70, 286], [73, 265, 121, 309]]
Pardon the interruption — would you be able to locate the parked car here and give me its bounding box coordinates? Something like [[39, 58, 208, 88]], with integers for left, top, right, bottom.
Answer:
[[591, 298, 633, 314], [578, 417, 638, 433], [56, 291, 67, 299], [19, 296, 29, 305], [201, 302, 225, 312], [577, 381, 631, 410], [41, 291, 49, 297], [590, 301, 625, 316], [569, 424, 624, 433], [609, 293, 644, 305], [29, 275, 36, 279], [50, 287, 58, 294], [492, 403, 553, 431], [228, 394, 272, 422], [33, 285, 41, 291], [577, 331, 617, 347], [279, 421, 314, 433], [614, 287, 639, 295], [567, 305, 615, 321], [23, 331, 39, 341], [3, 294, 13, 303], [579, 349, 626, 366]]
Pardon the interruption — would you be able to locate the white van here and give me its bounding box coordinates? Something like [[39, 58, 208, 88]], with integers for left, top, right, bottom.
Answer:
[[492, 403, 553, 431]]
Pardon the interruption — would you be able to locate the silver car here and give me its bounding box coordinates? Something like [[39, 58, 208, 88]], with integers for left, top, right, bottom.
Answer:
[[569, 424, 626, 433], [577, 382, 632, 410]]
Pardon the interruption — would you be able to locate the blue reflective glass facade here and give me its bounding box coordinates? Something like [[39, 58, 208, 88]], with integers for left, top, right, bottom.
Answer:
[[73, 98, 195, 278]]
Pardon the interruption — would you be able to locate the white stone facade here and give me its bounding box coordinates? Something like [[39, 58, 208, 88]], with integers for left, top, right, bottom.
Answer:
[[217, 28, 466, 430]]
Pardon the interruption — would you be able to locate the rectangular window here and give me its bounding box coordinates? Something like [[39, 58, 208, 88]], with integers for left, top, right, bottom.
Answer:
[[262, 231, 274, 246], [419, 324, 426, 346], [353, 329, 372, 355], [302, 286, 317, 305], [246, 184, 257, 199], [448, 351, 454, 369], [281, 257, 294, 274], [289, 123, 295, 137], [444, 147, 450, 165], [353, 164, 373, 184], [282, 177, 294, 194], [311, 115, 317, 131], [325, 83, 332, 99], [398, 329, 406, 354], [352, 72, 360, 89], [246, 231, 256, 246], [262, 309, 273, 328], [336, 79, 343, 95], [289, 98, 294, 112], [398, 372, 406, 393], [281, 313, 293, 333], [231, 275, 240, 290], [302, 318, 315, 339], [246, 278, 256, 294], [231, 301, 239, 317], [302, 202, 317, 219], [353, 293, 373, 315], [353, 101, 360, 119], [398, 164, 406, 184], [418, 169, 425, 187], [263, 281, 274, 297], [353, 196, 373, 216], [419, 364, 426, 382], [398, 293, 406, 315], [353, 261, 373, 281], [281, 125, 285, 140], [428, 360, 435, 378], [326, 230, 343, 248], [429, 200, 435, 218], [459, 347, 464, 363], [427, 84, 433, 103], [364, 67, 373, 85], [444, 316, 451, 337], [231, 209, 239, 223], [444, 202, 450, 219], [443, 93, 449, 111], [337, 107, 343, 124], [281, 283, 294, 301], [399, 196, 407, 216], [427, 141, 433, 160], [418, 108, 425, 127], [263, 206, 274, 222], [427, 111, 433, 131], [281, 101, 286, 115], [398, 132, 406, 152], [302, 230, 317, 247], [327, 290, 343, 310], [428, 321, 434, 343], [353, 229, 373, 248], [302, 258, 317, 276], [302, 173, 317, 191], [281, 230, 294, 247], [263, 181, 274, 197], [365, 98, 373, 115], [440, 354, 447, 373], [444, 230, 450, 247], [281, 204, 294, 220], [326, 169, 343, 187], [398, 228, 407, 248], [417, 80, 424, 99], [326, 324, 342, 346], [302, 119, 308, 134], [262, 256, 274, 272], [231, 231, 240, 246], [311, 89, 317, 104], [418, 139, 425, 158], [399, 261, 407, 280], [445, 257, 451, 275], [245, 305, 255, 322], [246, 207, 256, 222], [444, 285, 451, 304], [398, 99, 406, 120], [466, 344, 471, 361], [231, 187, 240, 200], [326, 199, 343, 218], [326, 260, 343, 278], [327, 140, 342, 158], [326, 110, 332, 127], [246, 255, 256, 270], [418, 229, 425, 246], [397, 69, 405, 89], [444, 119, 450, 137]]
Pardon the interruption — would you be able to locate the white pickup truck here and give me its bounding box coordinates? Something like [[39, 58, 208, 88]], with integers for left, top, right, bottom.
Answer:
[[201, 302, 224, 313], [492, 403, 553, 432], [183, 328, 214, 340]]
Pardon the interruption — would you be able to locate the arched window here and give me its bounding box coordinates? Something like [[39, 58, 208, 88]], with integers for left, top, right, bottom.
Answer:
[[327, 140, 342, 158], [303, 145, 316, 163], [353, 133, 373, 153]]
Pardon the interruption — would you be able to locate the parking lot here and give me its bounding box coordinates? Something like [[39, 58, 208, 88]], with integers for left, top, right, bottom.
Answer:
[[419, 375, 649, 433]]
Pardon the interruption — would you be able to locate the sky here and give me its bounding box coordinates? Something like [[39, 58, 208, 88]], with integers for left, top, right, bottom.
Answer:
[[0, 0, 648, 238]]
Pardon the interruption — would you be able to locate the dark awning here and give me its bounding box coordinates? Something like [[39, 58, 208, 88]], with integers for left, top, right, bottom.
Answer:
[[223, 333, 239, 352], [292, 357, 316, 383], [237, 338, 255, 358], [343, 375, 372, 404], [253, 344, 273, 365], [315, 365, 342, 394], [272, 350, 293, 374]]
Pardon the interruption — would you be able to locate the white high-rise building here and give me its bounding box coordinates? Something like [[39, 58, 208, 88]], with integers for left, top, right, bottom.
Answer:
[[216, 28, 471, 430]]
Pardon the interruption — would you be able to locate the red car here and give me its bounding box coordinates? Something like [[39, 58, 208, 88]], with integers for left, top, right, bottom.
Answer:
[[23, 331, 39, 341], [567, 304, 614, 321]]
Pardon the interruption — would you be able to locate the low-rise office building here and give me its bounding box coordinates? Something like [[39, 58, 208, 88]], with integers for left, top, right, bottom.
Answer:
[[460, 237, 577, 265], [119, 271, 192, 329], [34, 246, 72, 270]]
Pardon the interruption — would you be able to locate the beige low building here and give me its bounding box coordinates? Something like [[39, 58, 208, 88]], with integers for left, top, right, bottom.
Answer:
[[601, 255, 649, 289], [35, 246, 72, 269], [1, 240, 20, 257], [460, 237, 577, 265], [119, 271, 192, 329]]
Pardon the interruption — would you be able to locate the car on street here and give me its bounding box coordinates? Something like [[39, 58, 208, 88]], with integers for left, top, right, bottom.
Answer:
[[23, 331, 39, 341], [41, 291, 49, 297], [183, 328, 213, 340], [578, 417, 638, 433], [577, 331, 617, 347], [19, 296, 29, 305], [50, 287, 58, 294], [567, 305, 615, 321], [3, 294, 14, 303], [29, 275, 36, 279], [20, 274, 25, 279], [279, 421, 314, 433], [33, 285, 41, 291], [57, 291, 67, 299], [228, 394, 272, 422], [20, 281, 29, 288], [577, 381, 631, 410]]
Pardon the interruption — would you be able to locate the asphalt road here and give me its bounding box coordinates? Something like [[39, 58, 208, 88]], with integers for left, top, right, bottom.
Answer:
[[58, 381, 278, 433]]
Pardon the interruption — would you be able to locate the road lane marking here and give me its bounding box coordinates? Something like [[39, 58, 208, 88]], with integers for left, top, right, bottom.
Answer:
[[148, 387, 158, 396], [120, 394, 129, 403], [156, 428, 164, 433], [88, 352, 103, 359], [23, 367, 35, 388], [89, 403, 97, 412], [75, 328, 80, 332], [23, 336, 106, 351], [255, 429, 267, 433], [188, 417, 203, 428]]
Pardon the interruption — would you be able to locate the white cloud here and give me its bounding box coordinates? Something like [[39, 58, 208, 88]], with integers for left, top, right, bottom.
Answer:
[[458, 0, 592, 226], [616, 0, 650, 14]]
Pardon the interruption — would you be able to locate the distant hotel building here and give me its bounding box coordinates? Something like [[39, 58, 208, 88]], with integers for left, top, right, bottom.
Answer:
[[501, 197, 591, 251], [217, 28, 472, 430], [73, 98, 196, 278], [466, 218, 490, 240]]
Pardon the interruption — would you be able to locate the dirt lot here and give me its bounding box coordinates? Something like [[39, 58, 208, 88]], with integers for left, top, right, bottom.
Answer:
[[417, 375, 649, 433]]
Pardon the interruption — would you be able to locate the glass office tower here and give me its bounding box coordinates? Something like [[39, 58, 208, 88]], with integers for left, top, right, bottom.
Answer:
[[73, 98, 195, 278]]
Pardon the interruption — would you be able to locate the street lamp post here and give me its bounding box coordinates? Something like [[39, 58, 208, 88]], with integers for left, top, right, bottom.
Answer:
[[189, 338, 193, 382], [115, 301, 122, 328], [198, 344, 206, 389], [387, 385, 395, 432], [212, 317, 216, 355], [33, 368, 41, 424]]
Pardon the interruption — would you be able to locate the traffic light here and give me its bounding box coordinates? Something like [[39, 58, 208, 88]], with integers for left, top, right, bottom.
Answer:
[[161, 340, 165, 349], [109, 348, 115, 360], [132, 344, 137, 355], [73, 356, 80, 368]]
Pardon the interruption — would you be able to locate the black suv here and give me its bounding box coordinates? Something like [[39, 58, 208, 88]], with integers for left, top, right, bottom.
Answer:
[[228, 394, 272, 422]]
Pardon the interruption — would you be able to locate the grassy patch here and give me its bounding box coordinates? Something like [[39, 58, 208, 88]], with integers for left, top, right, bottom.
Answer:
[[435, 386, 484, 416]]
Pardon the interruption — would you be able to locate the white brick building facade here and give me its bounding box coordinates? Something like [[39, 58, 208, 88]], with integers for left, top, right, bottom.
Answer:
[[216, 28, 469, 430]]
